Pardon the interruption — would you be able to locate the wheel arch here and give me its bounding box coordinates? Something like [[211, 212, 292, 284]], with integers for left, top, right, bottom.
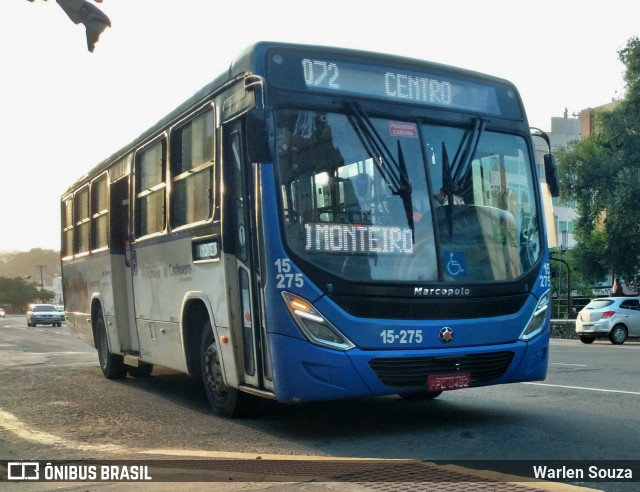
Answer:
[[180, 292, 227, 381], [90, 296, 105, 348]]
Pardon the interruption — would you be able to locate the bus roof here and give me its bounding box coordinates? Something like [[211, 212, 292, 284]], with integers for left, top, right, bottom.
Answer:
[[62, 41, 522, 196]]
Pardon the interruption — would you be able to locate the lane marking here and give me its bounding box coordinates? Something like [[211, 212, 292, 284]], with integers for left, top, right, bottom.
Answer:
[[524, 382, 640, 395], [550, 363, 587, 367], [26, 351, 91, 355], [0, 409, 125, 453]]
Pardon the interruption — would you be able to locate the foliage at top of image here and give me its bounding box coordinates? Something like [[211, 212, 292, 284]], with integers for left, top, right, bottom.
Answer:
[[558, 37, 640, 292]]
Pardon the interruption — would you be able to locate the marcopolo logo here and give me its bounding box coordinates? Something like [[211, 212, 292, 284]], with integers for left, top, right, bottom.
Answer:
[[414, 287, 470, 297], [8, 462, 39, 480]]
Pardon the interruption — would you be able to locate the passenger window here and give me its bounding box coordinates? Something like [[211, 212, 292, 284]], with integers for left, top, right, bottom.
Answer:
[[61, 197, 74, 258], [135, 140, 166, 237], [74, 187, 90, 254], [170, 108, 214, 228], [91, 174, 109, 249]]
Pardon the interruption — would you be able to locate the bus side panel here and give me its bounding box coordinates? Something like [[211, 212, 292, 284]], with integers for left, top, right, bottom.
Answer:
[[132, 238, 190, 372], [62, 258, 93, 347], [130, 236, 231, 373], [62, 252, 114, 349]]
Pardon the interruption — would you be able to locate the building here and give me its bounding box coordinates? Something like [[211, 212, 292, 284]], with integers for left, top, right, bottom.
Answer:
[[534, 102, 620, 251], [533, 112, 580, 249]]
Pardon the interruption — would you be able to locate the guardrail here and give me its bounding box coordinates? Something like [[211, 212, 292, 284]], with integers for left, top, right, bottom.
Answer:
[[550, 319, 578, 339]]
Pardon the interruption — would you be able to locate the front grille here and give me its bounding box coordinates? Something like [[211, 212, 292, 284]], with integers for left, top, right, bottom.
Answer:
[[329, 294, 528, 320], [369, 351, 514, 387]]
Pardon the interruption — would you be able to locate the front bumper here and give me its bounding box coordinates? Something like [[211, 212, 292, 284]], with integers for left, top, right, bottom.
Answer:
[[31, 316, 64, 324]]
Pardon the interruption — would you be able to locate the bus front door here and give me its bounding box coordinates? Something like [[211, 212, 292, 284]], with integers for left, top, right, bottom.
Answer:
[[109, 176, 140, 355], [223, 121, 273, 393]]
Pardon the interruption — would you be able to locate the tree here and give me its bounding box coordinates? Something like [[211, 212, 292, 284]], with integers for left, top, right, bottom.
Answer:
[[558, 36, 640, 291], [27, 0, 111, 52], [0, 277, 44, 310]]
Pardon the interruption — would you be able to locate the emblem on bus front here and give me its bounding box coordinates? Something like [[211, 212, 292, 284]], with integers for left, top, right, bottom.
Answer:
[[439, 327, 454, 344]]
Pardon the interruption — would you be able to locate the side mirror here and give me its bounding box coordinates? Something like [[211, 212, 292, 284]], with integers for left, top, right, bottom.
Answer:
[[245, 110, 271, 163], [543, 154, 560, 198]]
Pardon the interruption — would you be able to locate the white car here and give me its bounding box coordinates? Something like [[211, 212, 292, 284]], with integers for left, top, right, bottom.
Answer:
[[575, 297, 640, 344], [26, 304, 64, 327], [0, 307, 5, 318]]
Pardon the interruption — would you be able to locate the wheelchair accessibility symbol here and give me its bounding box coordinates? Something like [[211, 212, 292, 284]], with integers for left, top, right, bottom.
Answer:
[[444, 252, 466, 277]]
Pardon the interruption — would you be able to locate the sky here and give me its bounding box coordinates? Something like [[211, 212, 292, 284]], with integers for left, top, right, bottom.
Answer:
[[1, 0, 637, 252]]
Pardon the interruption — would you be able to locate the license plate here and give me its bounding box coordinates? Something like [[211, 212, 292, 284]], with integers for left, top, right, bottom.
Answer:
[[428, 373, 471, 392], [581, 324, 594, 332]]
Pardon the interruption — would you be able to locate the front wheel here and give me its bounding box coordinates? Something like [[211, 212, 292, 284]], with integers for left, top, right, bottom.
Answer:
[[95, 310, 127, 379], [579, 335, 595, 344], [128, 362, 153, 378], [200, 322, 261, 418], [609, 325, 627, 345]]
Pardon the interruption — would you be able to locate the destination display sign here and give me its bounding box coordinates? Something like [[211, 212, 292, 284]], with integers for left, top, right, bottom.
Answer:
[[304, 222, 414, 255], [267, 48, 521, 117]]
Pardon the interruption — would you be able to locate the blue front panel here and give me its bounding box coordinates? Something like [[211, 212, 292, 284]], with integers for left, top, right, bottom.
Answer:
[[259, 164, 549, 404], [266, 328, 548, 404]]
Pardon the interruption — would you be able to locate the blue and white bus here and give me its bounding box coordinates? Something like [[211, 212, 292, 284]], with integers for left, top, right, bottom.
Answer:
[[61, 42, 558, 417]]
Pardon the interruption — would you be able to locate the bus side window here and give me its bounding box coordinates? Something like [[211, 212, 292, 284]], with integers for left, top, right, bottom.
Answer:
[[135, 139, 167, 237], [170, 109, 215, 229]]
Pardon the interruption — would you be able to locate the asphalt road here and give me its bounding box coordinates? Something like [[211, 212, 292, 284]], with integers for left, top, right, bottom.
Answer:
[[1, 315, 639, 491]]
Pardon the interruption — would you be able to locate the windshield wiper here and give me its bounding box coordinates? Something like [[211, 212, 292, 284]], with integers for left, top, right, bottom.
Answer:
[[450, 117, 487, 193], [441, 142, 454, 240], [345, 101, 414, 233], [440, 117, 486, 240]]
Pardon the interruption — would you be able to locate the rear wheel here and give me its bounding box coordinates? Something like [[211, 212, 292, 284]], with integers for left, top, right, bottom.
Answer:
[[95, 310, 127, 379], [579, 335, 595, 344], [609, 325, 627, 345], [200, 322, 260, 418]]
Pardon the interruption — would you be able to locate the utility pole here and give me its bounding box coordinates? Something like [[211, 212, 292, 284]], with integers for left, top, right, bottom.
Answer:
[[36, 265, 47, 291]]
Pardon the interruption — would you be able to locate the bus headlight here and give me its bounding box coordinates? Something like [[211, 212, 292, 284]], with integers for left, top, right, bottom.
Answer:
[[281, 292, 355, 351], [520, 290, 550, 341]]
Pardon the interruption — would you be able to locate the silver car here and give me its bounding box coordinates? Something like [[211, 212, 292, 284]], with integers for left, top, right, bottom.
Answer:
[[26, 304, 64, 327], [575, 297, 640, 344]]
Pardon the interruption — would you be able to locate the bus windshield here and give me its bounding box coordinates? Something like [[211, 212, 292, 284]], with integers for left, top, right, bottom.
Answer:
[[275, 108, 541, 283]]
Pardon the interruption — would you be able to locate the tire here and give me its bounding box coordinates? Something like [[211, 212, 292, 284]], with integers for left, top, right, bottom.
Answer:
[[579, 335, 596, 344], [399, 391, 443, 401], [95, 309, 127, 379], [128, 363, 153, 378], [200, 322, 260, 418], [609, 325, 627, 345]]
